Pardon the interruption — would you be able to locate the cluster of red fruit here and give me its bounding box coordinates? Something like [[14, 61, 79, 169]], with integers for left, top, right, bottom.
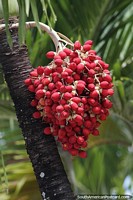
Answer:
[[24, 40, 114, 158]]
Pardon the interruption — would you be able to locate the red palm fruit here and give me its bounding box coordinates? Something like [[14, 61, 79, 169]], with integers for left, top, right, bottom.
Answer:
[[57, 119, 66, 125], [37, 66, 44, 75], [76, 83, 85, 92], [67, 143, 73, 150], [84, 120, 92, 128], [81, 141, 88, 148], [77, 107, 84, 116], [39, 98, 45, 106], [101, 89, 108, 97], [42, 78, 50, 86], [58, 128, 66, 139], [60, 99, 67, 105], [66, 76, 74, 84], [55, 81, 62, 89], [83, 128, 91, 136], [46, 51, 55, 59], [28, 85, 35, 92], [64, 104, 71, 111], [59, 51, 67, 59], [108, 83, 114, 88], [89, 53, 96, 61], [24, 78, 32, 86], [88, 98, 96, 106], [74, 126, 81, 133], [92, 107, 101, 114], [60, 85, 66, 93], [44, 127, 52, 135], [44, 67, 52, 75], [30, 99, 38, 107], [45, 99, 53, 106], [67, 131, 75, 137], [56, 105, 64, 113], [104, 64, 109, 69], [36, 83, 44, 91], [95, 121, 101, 128], [33, 80, 40, 87], [52, 104, 58, 112], [63, 92, 73, 100], [107, 89, 114, 96], [102, 99, 112, 108], [54, 55, 61, 60], [99, 114, 107, 120], [90, 117, 97, 123], [60, 111, 69, 119], [74, 143, 80, 149], [69, 62, 77, 71], [89, 50, 96, 54], [90, 90, 99, 99], [77, 63, 84, 73], [92, 129, 99, 136], [69, 136, 77, 144], [44, 106, 51, 113], [65, 125, 72, 132], [51, 92, 60, 102], [87, 83, 95, 91], [83, 44, 91, 51], [85, 40, 93, 45], [70, 51, 78, 58], [88, 69, 95, 77], [56, 66, 63, 73], [63, 48, 72, 56], [69, 149, 78, 156], [79, 151, 87, 158], [65, 85, 73, 93], [77, 136, 84, 144], [48, 83, 55, 90], [71, 102, 78, 111], [54, 58, 63, 66], [36, 89, 45, 98], [102, 74, 112, 82], [65, 68, 73, 75], [74, 115, 83, 123], [87, 77, 94, 83], [33, 111, 41, 119], [53, 76, 61, 82], [62, 143, 69, 151], [30, 70, 38, 77], [84, 104, 90, 111], [61, 137, 68, 144], [90, 63, 96, 69], [81, 97, 87, 104], [73, 57, 81, 65], [45, 91, 51, 98], [61, 71, 68, 79], [74, 40, 81, 50], [100, 81, 109, 89], [73, 73, 80, 80]]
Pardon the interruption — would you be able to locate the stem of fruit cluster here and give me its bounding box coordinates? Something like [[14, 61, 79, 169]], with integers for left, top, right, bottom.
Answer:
[[0, 21, 73, 51]]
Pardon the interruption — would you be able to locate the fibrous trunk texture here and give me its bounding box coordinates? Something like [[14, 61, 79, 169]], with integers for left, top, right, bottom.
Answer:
[[0, 19, 75, 200]]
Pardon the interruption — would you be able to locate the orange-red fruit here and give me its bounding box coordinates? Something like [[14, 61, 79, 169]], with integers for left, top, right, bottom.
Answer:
[[79, 151, 87, 158], [37, 66, 44, 75], [46, 51, 55, 59], [33, 111, 41, 119], [77, 136, 84, 144], [74, 40, 81, 50], [44, 127, 52, 135], [51, 92, 60, 102], [24, 78, 32, 86]]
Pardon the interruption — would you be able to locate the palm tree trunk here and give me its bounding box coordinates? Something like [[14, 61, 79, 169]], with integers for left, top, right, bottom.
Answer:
[[0, 19, 75, 200]]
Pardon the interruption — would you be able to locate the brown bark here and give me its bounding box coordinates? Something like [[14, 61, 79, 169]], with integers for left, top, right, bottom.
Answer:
[[0, 19, 75, 200]]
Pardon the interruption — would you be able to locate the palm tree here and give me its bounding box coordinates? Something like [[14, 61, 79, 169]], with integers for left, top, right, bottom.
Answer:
[[0, 0, 133, 199]]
